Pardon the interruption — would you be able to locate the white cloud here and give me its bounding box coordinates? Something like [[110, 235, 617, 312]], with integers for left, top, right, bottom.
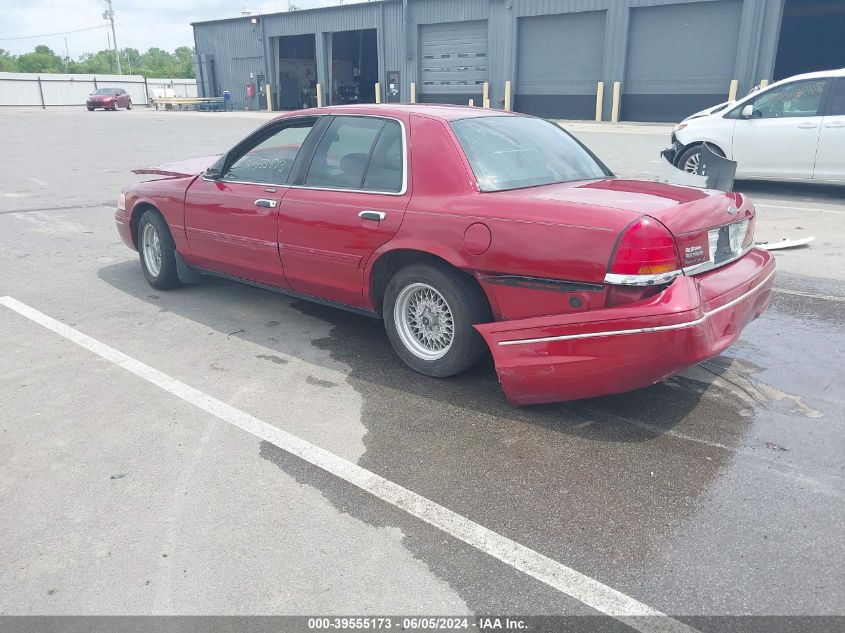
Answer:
[[0, 0, 370, 56]]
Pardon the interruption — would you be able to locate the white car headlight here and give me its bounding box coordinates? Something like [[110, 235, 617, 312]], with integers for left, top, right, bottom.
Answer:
[[118, 192, 126, 211], [673, 123, 688, 133]]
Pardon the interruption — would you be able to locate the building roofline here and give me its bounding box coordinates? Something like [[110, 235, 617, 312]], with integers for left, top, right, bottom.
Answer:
[[190, 0, 398, 27]]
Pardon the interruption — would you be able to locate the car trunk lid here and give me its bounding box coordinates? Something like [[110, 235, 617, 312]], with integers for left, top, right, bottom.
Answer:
[[539, 179, 755, 272]]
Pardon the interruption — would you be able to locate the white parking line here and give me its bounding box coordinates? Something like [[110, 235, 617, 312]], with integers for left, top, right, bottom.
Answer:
[[754, 202, 845, 215], [772, 288, 845, 302], [0, 295, 696, 633]]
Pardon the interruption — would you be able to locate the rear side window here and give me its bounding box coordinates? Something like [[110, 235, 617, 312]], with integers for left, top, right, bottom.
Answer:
[[363, 121, 403, 192], [306, 117, 380, 190], [451, 116, 609, 192]]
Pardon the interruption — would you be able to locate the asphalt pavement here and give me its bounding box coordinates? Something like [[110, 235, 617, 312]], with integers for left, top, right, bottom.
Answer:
[[0, 108, 843, 630]]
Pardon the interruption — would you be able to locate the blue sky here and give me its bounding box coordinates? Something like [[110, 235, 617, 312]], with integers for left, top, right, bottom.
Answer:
[[0, 0, 368, 56]]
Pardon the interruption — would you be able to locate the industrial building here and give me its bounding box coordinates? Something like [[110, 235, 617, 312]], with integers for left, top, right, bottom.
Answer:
[[191, 0, 845, 122]]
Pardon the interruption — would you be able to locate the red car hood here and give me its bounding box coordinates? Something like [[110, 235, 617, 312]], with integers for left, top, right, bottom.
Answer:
[[132, 154, 221, 178]]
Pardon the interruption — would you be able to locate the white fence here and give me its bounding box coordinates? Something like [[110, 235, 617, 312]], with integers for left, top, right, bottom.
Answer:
[[0, 72, 197, 107]]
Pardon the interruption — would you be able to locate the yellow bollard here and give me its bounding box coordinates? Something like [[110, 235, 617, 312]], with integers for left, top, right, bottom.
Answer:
[[759, 79, 769, 89], [375, 83, 381, 104], [595, 81, 604, 122], [410, 82, 416, 104], [611, 81, 621, 123], [728, 79, 738, 102], [504, 80, 512, 112], [316, 83, 323, 107], [468, 98, 474, 107], [482, 82, 489, 108], [266, 83, 272, 111]]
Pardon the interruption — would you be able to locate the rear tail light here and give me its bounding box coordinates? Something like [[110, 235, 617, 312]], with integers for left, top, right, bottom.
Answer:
[[743, 214, 755, 247], [605, 217, 681, 286]]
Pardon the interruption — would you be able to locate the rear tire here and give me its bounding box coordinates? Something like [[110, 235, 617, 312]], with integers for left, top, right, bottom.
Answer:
[[126, 101, 132, 110], [87, 106, 95, 111], [137, 210, 181, 290], [383, 263, 490, 377]]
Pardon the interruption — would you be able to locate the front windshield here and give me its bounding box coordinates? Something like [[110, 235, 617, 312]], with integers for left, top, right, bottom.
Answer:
[[450, 116, 610, 192], [94, 89, 118, 95]]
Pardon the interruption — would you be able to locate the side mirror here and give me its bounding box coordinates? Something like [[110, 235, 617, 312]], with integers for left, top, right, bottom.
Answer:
[[741, 104, 754, 119], [204, 168, 222, 180]]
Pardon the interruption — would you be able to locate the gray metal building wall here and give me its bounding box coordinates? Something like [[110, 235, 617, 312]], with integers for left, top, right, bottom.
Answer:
[[192, 0, 785, 122]]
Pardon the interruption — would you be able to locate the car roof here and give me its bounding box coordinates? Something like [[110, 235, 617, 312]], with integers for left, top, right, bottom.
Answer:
[[274, 103, 527, 122], [769, 68, 845, 87]]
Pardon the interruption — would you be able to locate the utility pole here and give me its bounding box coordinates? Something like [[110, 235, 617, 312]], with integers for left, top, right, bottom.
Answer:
[[64, 37, 70, 72], [103, 0, 121, 74]]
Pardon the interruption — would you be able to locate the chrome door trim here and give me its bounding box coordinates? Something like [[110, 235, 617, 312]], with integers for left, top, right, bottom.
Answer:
[[289, 115, 409, 196]]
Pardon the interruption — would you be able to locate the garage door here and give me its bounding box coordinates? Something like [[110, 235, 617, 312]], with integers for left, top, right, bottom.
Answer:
[[623, 0, 742, 122], [516, 11, 606, 118], [419, 20, 488, 104]]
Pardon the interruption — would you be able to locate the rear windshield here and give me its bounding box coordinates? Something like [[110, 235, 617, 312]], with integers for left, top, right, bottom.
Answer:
[[94, 89, 119, 95], [450, 116, 609, 192]]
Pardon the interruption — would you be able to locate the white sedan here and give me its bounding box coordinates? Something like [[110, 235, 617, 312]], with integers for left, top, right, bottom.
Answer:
[[671, 68, 845, 183]]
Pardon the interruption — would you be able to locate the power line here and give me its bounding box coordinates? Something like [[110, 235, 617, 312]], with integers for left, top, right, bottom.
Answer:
[[0, 24, 107, 42]]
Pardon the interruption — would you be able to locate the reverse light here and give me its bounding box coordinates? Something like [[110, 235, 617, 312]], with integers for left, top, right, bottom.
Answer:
[[605, 217, 681, 286], [117, 192, 126, 211]]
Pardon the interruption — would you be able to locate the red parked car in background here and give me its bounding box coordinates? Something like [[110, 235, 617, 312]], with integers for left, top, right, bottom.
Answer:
[[87, 88, 132, 111], [115, 105, 775, 405]]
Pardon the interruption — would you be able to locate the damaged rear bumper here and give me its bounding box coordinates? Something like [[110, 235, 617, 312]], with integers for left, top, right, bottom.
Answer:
[[475, 248, 775, 405]]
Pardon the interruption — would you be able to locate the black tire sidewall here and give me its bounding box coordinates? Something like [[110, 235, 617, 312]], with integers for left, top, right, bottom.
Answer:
[[384, 264, 489, 377], [678, 146, 702, 173], [137, 210, 180, 289]]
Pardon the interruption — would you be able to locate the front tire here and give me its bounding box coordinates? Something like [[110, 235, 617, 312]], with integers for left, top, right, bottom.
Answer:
[[138, 210, 180, 289], [384, 263, 490, 377], [126, 101, 132, 110], [678, 145, 703, 175]]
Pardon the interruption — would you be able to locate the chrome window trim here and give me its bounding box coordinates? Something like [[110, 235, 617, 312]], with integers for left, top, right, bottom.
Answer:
[[202, 114, 328, 187], [201, 176, 291, 187], [498, 268, 776, 347], [604, 270, 682, 286], [290, 114, 409, 197]]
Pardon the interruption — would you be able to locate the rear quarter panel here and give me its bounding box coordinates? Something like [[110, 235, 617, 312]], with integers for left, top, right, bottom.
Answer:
[[372, 114, 634, 321]]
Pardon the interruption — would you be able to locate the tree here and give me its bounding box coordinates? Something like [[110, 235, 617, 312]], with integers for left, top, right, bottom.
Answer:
[[16, 45, 63, 73], [0, 48, 17, 72], [173, 46, 195, 78], [4, 44, 196, 78]]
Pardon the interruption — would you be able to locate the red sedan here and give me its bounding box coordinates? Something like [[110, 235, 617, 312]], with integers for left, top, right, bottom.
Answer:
[[87, 88, 132, 111], [116, 105, 775, 405]]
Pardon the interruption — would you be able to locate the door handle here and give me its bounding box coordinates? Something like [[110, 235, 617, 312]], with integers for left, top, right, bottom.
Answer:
[[254, 198, 277, 208], [824, 121, 845, 128], [359, 210, 386, 221], [796, 122, 818, 129]]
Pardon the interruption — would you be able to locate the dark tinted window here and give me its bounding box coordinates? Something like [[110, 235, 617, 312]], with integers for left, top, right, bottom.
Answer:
[[827, 80, 845, 116], [363, 120, 403, 192], [306, 117, 384, 189], [451, 116, 608, 191], [224, 121, 315, 184]]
